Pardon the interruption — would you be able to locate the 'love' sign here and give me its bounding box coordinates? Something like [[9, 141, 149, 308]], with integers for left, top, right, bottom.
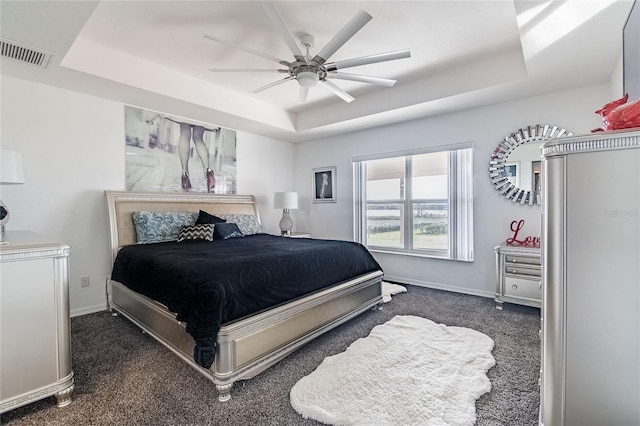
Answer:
[[506, 219, 540, 247]]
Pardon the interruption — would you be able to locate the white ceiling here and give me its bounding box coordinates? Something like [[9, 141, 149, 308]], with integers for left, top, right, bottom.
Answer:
[[0, 1, 634, 142]]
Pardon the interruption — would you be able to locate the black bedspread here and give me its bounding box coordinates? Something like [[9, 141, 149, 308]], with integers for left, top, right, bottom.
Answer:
[[111, 234, 382, 368]]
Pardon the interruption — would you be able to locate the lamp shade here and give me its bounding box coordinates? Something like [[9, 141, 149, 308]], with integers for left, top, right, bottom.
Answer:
[[274, 191, 298, 210], [0, 150, 25, 184]]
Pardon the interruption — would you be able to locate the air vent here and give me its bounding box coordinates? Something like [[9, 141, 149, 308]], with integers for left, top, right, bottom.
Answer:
[[0, 38, 54, 69]]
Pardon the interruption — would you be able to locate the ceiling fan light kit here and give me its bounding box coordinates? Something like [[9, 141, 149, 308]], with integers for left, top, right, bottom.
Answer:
[[297, 71, 319, 88], [205, 2, 411, 104]]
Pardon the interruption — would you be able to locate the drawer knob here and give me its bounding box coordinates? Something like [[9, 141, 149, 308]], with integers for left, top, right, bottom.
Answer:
[[511, 269, 517, 274], [512, 284, 518, 290]]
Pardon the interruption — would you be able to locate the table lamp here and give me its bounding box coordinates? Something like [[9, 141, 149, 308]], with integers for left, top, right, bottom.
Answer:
[[1, 150, 25, 238], [274, 191, 298, 236]]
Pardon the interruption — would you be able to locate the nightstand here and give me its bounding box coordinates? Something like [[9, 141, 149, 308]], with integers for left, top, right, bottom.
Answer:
[[0, 231, 74, 413], [287, 232, 311, 238], [494, 244, 541, 309]]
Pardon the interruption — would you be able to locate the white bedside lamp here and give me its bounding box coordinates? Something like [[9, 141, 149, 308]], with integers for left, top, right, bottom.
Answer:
[[0, 150, 25, 238], [274, 191, 298, 236]]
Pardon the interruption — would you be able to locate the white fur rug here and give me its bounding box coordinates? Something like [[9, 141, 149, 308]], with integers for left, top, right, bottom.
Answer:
[[290, 315, 495, 426], [381, 281, 407, 303]]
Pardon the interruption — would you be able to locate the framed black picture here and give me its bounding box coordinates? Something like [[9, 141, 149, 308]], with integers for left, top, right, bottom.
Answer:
[[313, 166, 336, 203]]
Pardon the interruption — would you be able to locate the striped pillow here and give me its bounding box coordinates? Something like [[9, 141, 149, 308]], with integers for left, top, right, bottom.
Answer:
[[177, 224, 215, 242]]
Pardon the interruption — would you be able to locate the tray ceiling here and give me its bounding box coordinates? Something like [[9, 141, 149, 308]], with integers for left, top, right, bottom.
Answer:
[[0, 1, 634, 142]]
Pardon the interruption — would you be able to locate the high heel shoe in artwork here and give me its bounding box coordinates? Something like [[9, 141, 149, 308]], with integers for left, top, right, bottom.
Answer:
[[205, 168, 216, 193], [181, 173, 191, 191]]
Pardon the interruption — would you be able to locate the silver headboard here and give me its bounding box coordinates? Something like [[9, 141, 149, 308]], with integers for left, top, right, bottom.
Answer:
[[104, 191, 260, 263]]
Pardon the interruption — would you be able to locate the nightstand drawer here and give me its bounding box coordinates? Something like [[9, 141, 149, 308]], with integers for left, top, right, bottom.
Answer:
[[504, 264, 541, 278], [504, 276, 541, 300], [504, 255, 540, 266]]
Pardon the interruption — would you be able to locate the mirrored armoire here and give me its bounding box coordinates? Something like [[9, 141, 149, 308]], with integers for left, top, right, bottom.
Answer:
[[540, 128, 640, 426]]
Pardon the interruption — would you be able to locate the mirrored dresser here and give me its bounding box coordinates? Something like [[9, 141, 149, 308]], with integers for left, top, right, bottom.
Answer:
[[0, 231, 74, 413], [540, 129, 639, 426]]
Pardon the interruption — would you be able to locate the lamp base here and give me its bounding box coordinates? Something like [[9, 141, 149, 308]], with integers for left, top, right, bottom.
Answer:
[[279, 209, 293, 236]]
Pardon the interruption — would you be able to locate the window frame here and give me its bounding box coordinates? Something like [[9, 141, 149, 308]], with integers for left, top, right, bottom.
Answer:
[[353, 142, 474, 262]]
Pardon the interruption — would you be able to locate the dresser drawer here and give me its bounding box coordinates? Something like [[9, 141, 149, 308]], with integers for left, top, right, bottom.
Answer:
[[504, 264, 541, 278], [504, 254, 540, 266], [504, 276, 541, 301]]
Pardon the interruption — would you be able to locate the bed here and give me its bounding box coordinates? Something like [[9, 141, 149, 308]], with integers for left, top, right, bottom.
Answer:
[[104, 190, 384, 401]]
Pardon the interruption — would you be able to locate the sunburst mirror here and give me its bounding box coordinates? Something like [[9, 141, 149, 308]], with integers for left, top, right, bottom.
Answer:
[[489, 124, 572, 205]]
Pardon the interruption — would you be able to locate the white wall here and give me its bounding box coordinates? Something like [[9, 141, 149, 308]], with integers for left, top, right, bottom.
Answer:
[[237, 132, 295, 232], [294, 84, 612, 297], [0, 75, 294, 316]]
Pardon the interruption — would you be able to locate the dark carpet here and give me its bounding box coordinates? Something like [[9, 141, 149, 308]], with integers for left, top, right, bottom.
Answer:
[[1, 285, 541, 425]]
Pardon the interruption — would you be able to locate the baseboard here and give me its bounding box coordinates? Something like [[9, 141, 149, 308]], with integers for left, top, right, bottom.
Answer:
[[71, 303, 108, 318], [382, 275, 494, 299]]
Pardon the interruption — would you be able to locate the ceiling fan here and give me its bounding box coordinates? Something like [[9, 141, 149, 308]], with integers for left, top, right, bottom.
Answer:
[[204, 2, 411, 103]]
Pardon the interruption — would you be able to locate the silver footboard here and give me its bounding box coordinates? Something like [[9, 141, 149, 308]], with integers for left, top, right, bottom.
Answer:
[[109, 270, 383, 401]]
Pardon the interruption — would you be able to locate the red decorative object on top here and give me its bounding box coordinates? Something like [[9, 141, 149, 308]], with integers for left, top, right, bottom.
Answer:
[[506, 219, 540, 247], [592, 94, 640, 132]]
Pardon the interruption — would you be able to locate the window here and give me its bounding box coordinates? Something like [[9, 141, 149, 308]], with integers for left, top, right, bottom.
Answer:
[[353, 143, 473, 261]]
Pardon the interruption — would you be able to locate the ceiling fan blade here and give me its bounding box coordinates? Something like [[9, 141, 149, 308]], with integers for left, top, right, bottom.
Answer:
[[319, 79, 355, 103], [250, 76, 295, 94], [325, 49, 411, 71], [209, 69, 289, 73], [298, 86, 309, 103], [327, 72, 396, 87], [262, 3, 305, 62], [312, 10, 372, 65], [204, 34, 291, 67]]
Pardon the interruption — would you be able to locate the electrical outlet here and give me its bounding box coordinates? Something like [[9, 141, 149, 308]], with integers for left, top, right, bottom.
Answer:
[[80, 275, 90, 288]]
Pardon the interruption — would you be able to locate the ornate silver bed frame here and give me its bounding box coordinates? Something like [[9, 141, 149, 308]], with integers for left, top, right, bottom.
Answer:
[[104, 191, 383, 401]]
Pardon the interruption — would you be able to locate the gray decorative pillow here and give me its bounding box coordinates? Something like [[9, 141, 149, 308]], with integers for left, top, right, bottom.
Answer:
[[219, 214, 264, 235], [132, 211, 198, 244], [178, 224, 214, 242], [195, 210, 226, 225], [214, 222, 244, 240]]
